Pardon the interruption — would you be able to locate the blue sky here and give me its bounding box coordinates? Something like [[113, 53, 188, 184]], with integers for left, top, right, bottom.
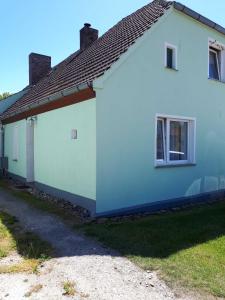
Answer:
[[1, 0, 225, 94]]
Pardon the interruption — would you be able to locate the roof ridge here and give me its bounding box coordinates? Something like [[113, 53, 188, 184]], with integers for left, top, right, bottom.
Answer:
[[1, 0, 174, 121], [151, 0, 173, 6]]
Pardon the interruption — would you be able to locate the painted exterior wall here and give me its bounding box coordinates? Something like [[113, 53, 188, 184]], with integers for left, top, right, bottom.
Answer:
[[34, 99, 96, 201], [95, 8, 225, 214], [4, 120, 27, 178]]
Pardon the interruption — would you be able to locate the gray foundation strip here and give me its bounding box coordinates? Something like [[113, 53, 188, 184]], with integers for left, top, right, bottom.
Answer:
[[34, 181, 96, 216], [96, 189, 225, 217], [4, 172, 225, 219], [4, 172, 96, 217]]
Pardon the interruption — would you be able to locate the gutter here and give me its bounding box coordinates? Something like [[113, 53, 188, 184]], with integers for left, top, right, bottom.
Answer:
[[1, 82, 92, 121], [173, 2, 225, 36]]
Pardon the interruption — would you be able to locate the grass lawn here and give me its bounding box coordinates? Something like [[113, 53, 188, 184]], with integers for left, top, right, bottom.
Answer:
[[0, 180, 82, 226], [1, 179, 225, 296], [83, 202, 225, 298], [0, 210, 52, 273]]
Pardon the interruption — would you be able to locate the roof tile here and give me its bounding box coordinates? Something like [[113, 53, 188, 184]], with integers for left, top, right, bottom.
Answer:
[[1, 0, 172, 120]]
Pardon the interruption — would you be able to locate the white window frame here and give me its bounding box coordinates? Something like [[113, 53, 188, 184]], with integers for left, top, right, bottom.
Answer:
[[208, 38, 225, 83], [155, 114, 196, 167], [209, 48, 221, 81], [156, 117, 166, 163], [12, 125, 19, 161], [164, 42, 178, 70]]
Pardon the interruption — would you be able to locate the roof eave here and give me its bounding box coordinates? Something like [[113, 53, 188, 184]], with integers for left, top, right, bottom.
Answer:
[[1, 82, 95, 124], [173, 2, 225, 36]]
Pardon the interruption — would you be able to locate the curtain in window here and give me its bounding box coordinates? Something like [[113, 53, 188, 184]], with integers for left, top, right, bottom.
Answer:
[[169, 121, 188, 161], [209, 50, 220, 80], [157, 119, 164, 160], [167, 48, 173, 69]]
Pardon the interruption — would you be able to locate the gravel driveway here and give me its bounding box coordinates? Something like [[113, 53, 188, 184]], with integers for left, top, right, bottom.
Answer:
[[0, 189, 177, 300]]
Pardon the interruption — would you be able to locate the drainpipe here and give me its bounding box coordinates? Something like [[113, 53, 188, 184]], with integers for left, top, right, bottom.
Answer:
[[0, 123, 4, 158], [0, 123, 5, 176], [26, 117, 35, 183]]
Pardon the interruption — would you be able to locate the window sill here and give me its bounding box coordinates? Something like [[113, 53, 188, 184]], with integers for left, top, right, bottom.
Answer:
[[165, 66, 178, 72], [155, 163, 196, 169], [208, 78, 225, 85]]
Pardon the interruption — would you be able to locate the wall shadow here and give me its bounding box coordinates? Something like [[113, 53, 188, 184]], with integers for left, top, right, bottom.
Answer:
[[0, 212, 53, 260], [1, 193, 225, 260], [84, 200, 225, 259]]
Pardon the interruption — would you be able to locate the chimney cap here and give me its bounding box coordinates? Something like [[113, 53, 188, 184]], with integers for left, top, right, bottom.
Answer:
[[80, 23, 98, 51], [29, 52, 51, 59]]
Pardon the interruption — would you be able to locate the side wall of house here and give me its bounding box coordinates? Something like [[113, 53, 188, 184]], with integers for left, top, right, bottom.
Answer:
[[34, 99, 96, 203], [4, 120, 27, 179], [95, 9, 225, 214]]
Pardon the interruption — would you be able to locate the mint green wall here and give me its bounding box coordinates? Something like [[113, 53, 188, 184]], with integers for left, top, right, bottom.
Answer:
[[95, 9, 225, 213], [4, 120, 27, 178], [34, 99, 96, 200]]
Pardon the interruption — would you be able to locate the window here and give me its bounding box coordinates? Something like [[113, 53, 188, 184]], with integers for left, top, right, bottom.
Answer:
[[12, 126, 19, 161], [209, 48, 220, 80], [169, 120, 188, 161], [156, 118, 165, 161], [156, 115, 196, 166], [165, 43, 177, 70], [167, 48, 173, 69], [208, 40, 225, 82]]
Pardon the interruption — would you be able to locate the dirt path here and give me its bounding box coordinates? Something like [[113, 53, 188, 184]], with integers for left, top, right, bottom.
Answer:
[[0, 189, 177, 300]]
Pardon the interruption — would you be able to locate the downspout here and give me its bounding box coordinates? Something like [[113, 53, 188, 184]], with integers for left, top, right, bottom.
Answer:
[[26, 117, 35, 183], [0, 123, 4, 158], [0, 123, 5, 176]]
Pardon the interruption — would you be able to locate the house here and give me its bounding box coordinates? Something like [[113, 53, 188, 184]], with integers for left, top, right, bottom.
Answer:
[[1, 0, 225, 217], [0, 89, 29, 166], [0, 90, 28, 115]]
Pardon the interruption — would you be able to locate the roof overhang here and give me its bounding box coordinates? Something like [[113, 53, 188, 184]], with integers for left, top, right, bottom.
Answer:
[[173, 2, 225, 36], [0, 89, 29, 115], [2, 83, 95, 124]]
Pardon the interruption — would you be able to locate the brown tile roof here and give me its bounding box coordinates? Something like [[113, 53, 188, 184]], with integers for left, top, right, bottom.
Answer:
[[2, 0, 172, 120]]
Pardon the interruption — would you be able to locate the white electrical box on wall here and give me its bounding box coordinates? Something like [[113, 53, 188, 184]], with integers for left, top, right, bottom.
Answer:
[[71, 129, 77, 140]]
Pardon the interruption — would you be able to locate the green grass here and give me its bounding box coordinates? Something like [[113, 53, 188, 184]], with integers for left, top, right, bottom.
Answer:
[[0, 180, 82, 226], [0, 212, 15, 258], [83, 202, 225, 297], [62, 281, 76, 296], [0, 210, 52, 273], [2, 179, 225, 296]]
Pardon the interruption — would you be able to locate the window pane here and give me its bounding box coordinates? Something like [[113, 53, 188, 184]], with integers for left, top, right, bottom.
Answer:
[[209, 50, 219, 80], [167, 48, 173, 68], [169, 121, 188, 161], [157, 119, 164, 160]]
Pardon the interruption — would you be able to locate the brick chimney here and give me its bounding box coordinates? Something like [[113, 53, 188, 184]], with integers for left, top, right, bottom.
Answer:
[[80, 23, 98, 51], [29, 53, 51, 86]]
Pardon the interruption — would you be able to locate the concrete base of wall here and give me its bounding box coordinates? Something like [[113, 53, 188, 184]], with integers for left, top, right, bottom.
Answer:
[[4, 172, 225, 219], [96, 189, 225, 217], [7, 172, 27, 184], [5, 172, 96, 217], [34, 181, 96, 216]]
